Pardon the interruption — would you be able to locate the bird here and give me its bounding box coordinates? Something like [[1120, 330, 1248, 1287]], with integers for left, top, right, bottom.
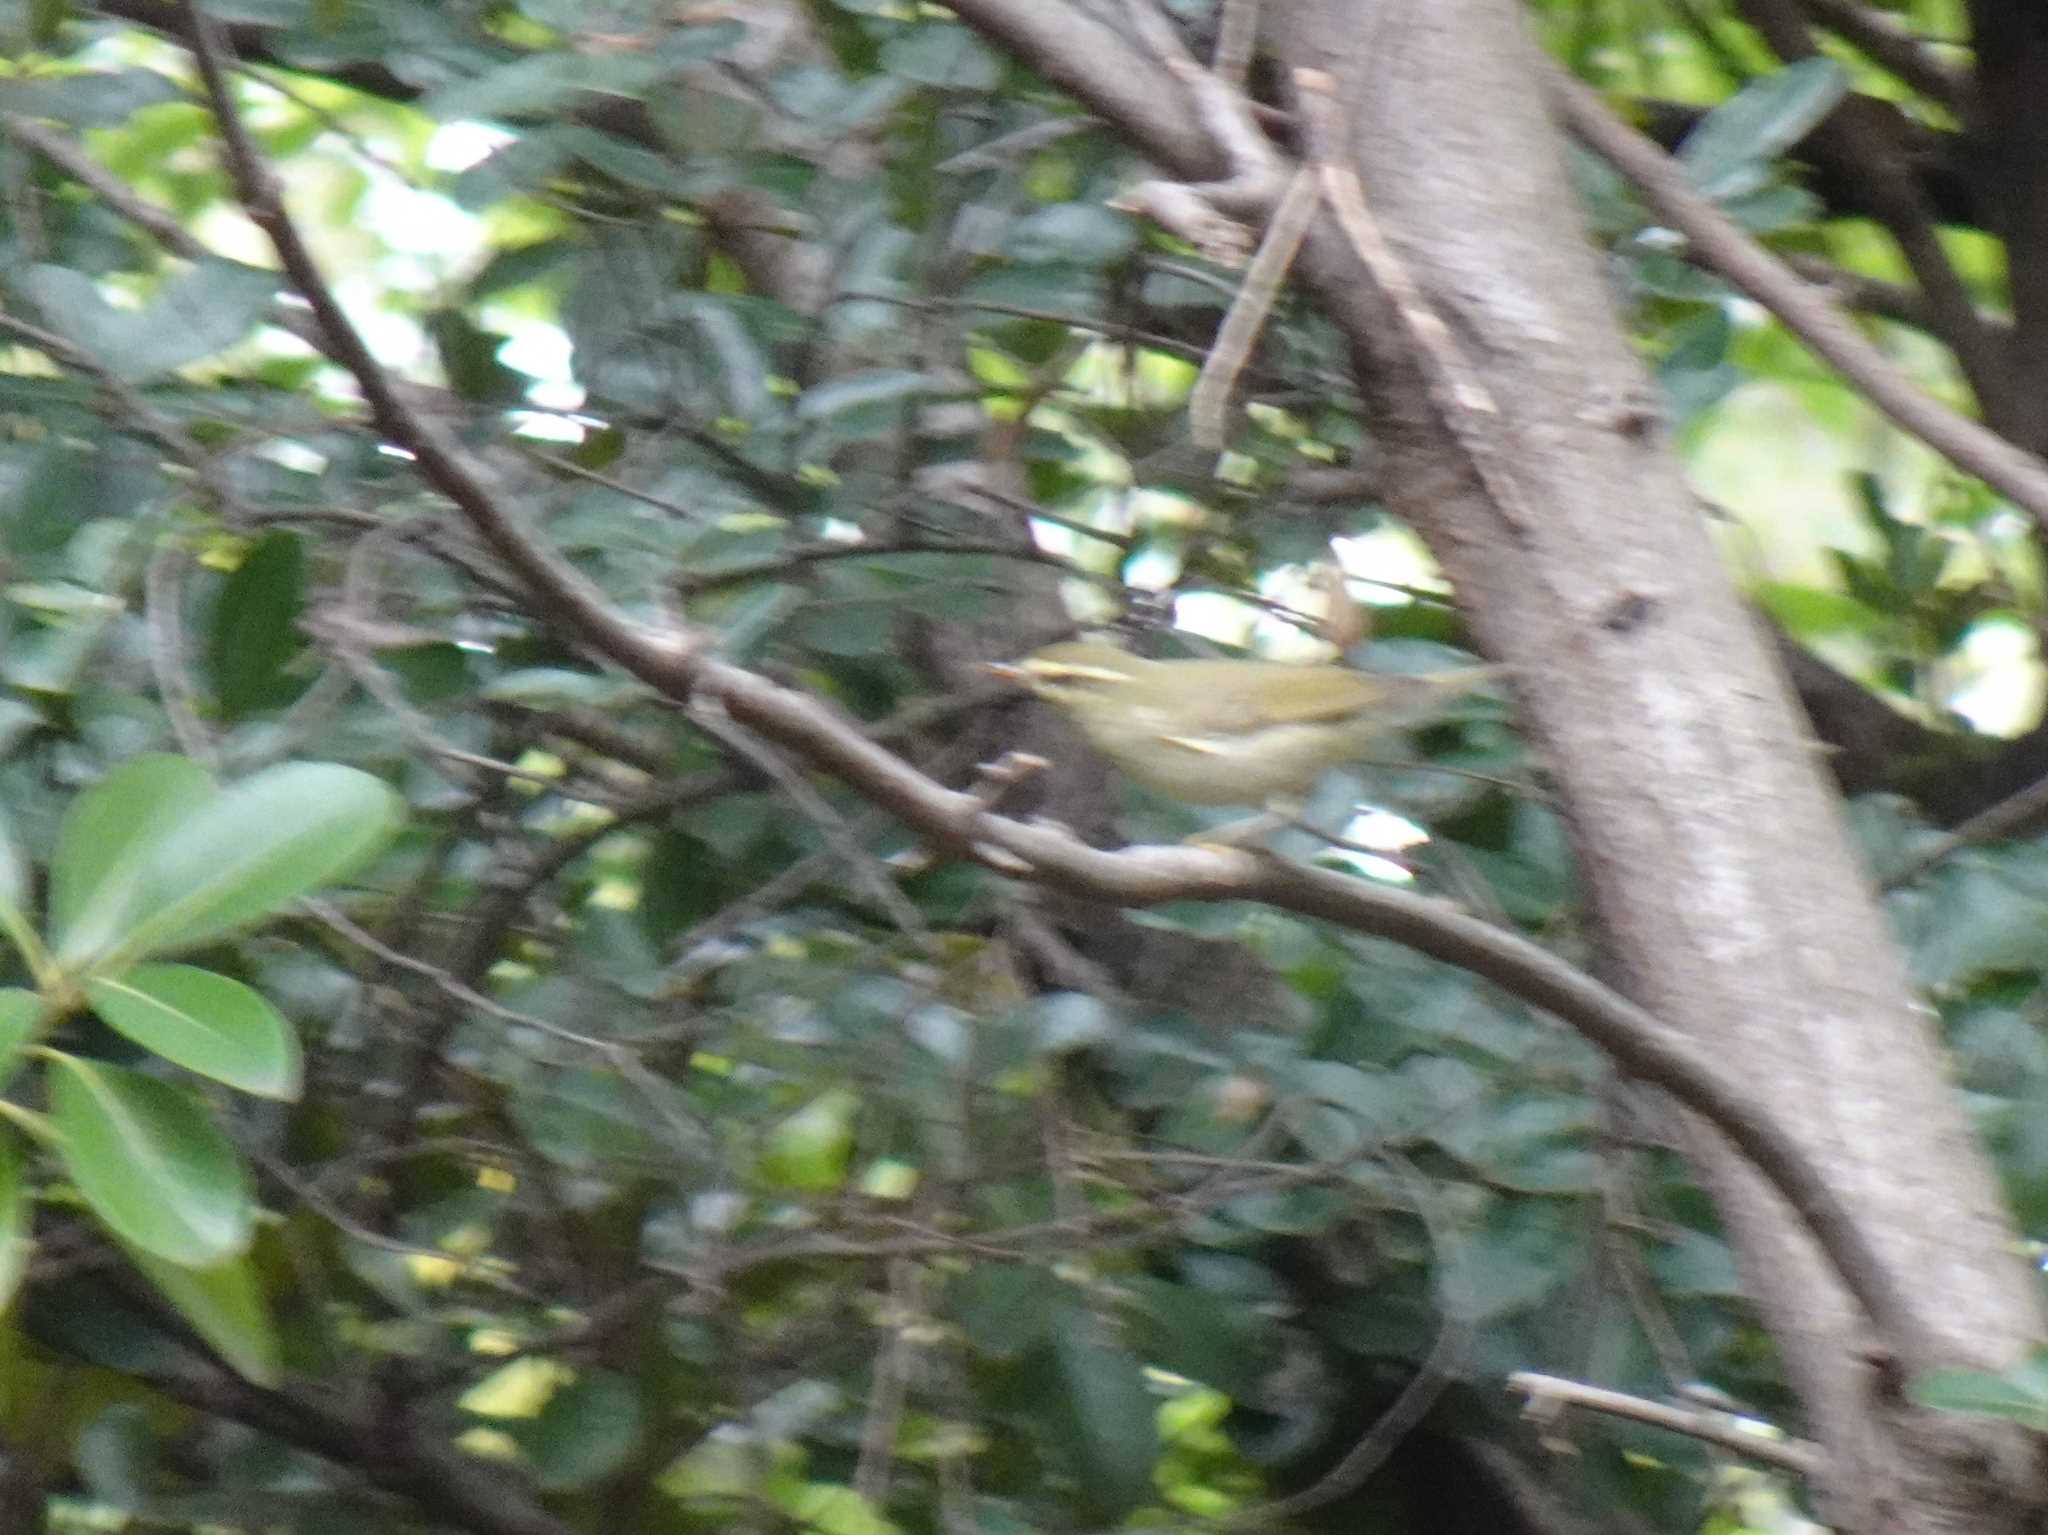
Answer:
[[986, 640, 1502, 816]]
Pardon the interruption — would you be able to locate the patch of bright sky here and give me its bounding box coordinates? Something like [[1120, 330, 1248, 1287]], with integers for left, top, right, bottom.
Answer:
[[184, 107, 583, 423], [1950, 617, 2045, 737]]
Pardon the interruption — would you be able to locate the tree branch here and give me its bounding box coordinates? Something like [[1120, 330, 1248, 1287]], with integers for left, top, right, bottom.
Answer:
[[141, 1360, 579, 1535], [1798, 0, 1965, 107], [1729, 0, 2001, 405], [1507, 1371, 1824, 1476], [182, 0, 1929, 1360], [1552, 71, 2048, 536]]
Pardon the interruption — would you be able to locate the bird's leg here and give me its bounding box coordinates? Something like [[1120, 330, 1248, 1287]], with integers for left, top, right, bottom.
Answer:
[[1183, 798, 1303, 851]]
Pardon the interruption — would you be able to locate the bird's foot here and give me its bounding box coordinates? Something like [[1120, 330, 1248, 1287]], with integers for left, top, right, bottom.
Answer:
[[1182, 801, 1300, 852]]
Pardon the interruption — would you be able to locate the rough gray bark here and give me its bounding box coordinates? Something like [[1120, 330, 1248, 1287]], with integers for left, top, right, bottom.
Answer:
[[1267, 3, 2043, 1528], [939, 0, 2048, 1527]]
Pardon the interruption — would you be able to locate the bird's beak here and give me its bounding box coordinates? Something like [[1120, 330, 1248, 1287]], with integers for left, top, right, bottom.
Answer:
[[983, 660, 1029, 683]]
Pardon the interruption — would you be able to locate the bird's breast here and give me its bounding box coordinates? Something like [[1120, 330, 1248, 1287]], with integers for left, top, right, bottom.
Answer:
[[1117, 719, 1375, 805]]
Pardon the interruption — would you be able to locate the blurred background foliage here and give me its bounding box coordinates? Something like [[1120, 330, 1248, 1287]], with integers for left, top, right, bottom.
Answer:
[[0, 0, 2041, 1532]]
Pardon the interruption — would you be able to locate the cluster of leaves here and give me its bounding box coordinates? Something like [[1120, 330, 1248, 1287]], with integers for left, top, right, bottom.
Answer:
[[0, 1, 2035, 1533], [0, 754, 396, 1387]]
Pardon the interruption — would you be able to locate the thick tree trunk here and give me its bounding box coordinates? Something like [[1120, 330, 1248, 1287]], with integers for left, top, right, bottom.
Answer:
[[943, 0, 2048, 1523], [1266, 2, 2043, 1528]]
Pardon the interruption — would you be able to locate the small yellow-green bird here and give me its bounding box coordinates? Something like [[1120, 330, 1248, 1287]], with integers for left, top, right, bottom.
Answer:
[[988, 641, 1502, 810]]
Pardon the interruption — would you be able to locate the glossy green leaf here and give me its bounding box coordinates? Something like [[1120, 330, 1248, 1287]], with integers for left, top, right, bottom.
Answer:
[[86, 964, 303, 1100], [122, 1242, 281, 1387], [74, 1402, 158, 1511], [1006, 204, 1138, 266], [50, 754, 216, 966], [1897, 857, 2048, 993], [49, 1055, 254, 1266], [207, 530, 307, 719], [107, 762, 404, 962], [0, 68, 181, 128], [795, 368, 948, 423], [1443, 1196, 1580, 1322]]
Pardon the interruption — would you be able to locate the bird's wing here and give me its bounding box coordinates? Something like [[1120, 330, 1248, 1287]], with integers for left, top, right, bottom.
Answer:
[[1204, 662, 1381, 728]]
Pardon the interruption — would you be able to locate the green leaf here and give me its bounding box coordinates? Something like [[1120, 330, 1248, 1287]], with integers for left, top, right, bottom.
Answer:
[[1910, 1361, 2048, 1431], [507, 1370, 644, 1490], [208, 531, 307, 719], [879, 24, 1002, 89], [1047, 1319, 1158, 1516], [0, 991, 43, 1086], [1680, 58, 1849, 203], [757, 1089, 858, 1192], [85, 965, 303, 1100], [1120, 1277, 1268, 1397], [73, 1403, 157, 1511], [27, 0, 68, 46], [1896, 856, 2048, 993], [17, 259, 281, 383], [49, 1055, 255, 1266], [1442, 1196, 1579, 1321], [122, 1242, 281, 1387], [796, 368, 948, 423], [782, 1484, 897, 1535], [1006, 204, 1139, 266], [0, 801, 26, 918], [50, 754, 216, 965], [950, 1266, 1062, 1361], [420, 24, 742, 120], [0, 69, 182, 128], [106, 762, 404, 963], [0, 1130, 32, 1313]]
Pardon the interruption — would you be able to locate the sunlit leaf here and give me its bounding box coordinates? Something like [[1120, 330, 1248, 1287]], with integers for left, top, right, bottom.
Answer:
[[507, 1370, 645, 1489], [758, 1089, 858, 1192]]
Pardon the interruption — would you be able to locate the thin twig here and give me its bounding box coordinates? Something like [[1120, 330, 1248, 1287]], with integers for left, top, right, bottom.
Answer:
[[142, 537, 218, 765], [178, 0, 1929, 1365], [1551, 69, 2048, 535], [1798, 0, 1962, 108], [1506, 1371, 1823, 1475], [1212, 0, 1259, 91], [1190, 163, 1322, 447], [1882, 766, 2048, 887], [687, 698, 935, 948], [1225, 1154, 1472, 1521], [1298, 66, 1544, 541]]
